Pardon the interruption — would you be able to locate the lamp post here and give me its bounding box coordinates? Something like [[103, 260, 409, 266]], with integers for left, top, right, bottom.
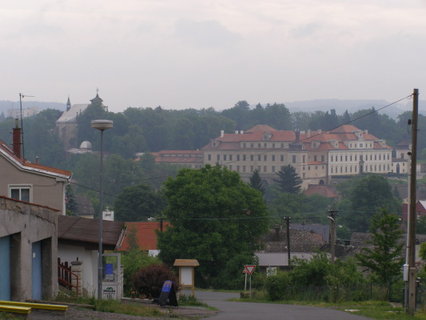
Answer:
[[91, 119, 113, 300]]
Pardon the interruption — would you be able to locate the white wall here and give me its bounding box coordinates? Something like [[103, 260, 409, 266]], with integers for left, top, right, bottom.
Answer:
[[58, 244, 98, 297]]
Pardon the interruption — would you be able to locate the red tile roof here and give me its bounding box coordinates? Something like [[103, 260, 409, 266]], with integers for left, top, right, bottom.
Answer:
[[118, 221, 171, 251], [0, 140, 72, 178], [303, 185, 338, 198]]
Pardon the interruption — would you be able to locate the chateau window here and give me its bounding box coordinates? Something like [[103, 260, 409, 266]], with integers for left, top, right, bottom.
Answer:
[[272, 166, 276, 172], [217, 154, 220, 161], [224, 154, 227, 161], [345, 155, 348, 161], [303, 155, 306, 163], [250, 155, 254, 161], [230, 155, 233, 161], [330, 155, 333, 162], [292, 155, 296, 163], [243, 143, 246, 148], [237, 154, 240, 161], [243, 154, 246, 161], [321, 155, 324, 162], [9, 185, 31, 202], [237, 165, 240, 172], [272, 155, 275, 161], [258, 155, 261, 161], [264, 143, 267, 148], [264, 155, 267, 161], [340, 155, 343, 161], [258, 143, 261, 148], [208, 154, 211, 161], [251, 143, 254, 148], [331, 167, 333, 173], [272, 143, 275, 148], [264, 166, 267, 172], [243, 166, 246, 172], [280, 155, 284, 161], [314, 155, 317, 161], [360, 143, 363, 148]]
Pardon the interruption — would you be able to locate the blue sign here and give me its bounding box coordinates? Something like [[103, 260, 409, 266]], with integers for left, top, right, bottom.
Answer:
[[161, 280, 172, 293]]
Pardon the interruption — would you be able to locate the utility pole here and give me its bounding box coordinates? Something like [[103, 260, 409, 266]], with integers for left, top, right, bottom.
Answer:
[[284, 217, 291, 268], [328, 208, 338, 263], [407, 88, 419, 315]]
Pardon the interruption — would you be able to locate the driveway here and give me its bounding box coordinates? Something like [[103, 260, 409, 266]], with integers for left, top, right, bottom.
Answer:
[[192, 290, 371, 320]]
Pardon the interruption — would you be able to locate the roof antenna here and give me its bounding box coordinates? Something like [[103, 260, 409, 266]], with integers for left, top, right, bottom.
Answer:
[[18, 93, 34, 160]]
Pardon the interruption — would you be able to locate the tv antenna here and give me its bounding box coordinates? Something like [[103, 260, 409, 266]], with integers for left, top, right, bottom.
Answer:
[[18, 93, 34, 160]]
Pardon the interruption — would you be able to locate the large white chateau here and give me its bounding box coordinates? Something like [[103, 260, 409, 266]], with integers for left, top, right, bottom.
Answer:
[[153, 124, 409, 189]]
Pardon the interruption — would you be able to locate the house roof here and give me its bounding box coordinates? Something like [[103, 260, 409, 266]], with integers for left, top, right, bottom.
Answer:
[[303, 184, 338, 199], [0, 141, 72, 179], [173, 259, 200, 267], [117, 221, 170, 251], [255, 252, 316, 267], [58, 215, 124, 249], [56, 104, 89, 123]]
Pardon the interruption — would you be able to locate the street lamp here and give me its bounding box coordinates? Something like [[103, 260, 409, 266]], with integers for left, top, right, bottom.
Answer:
[[91, 119, 113, 300]]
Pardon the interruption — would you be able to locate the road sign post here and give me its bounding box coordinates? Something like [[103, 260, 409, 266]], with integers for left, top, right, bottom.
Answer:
[[243, 265, 256, 297]]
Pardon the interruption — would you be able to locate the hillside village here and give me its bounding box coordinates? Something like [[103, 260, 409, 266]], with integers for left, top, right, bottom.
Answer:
[[0, 93, 425, 314]]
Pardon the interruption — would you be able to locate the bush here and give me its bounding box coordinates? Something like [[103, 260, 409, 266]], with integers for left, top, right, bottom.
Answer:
[[265, 272, 291, 301], [133, 263, 178, 299], [121, 249, 160, 295]]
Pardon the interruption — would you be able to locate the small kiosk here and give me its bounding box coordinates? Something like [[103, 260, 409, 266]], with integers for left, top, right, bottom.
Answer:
[[173, 259, 199, 296]]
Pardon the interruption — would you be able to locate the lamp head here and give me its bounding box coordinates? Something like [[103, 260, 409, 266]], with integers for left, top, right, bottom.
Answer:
[[91, 119, 113, 131]]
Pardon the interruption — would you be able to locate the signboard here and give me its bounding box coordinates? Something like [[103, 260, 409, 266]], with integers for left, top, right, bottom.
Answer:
[[243, 265, 256, 275], [102, 285, 117, 300]]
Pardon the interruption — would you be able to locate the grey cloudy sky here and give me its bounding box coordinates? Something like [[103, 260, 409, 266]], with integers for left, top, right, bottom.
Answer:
[[1, 0, 425, 112]]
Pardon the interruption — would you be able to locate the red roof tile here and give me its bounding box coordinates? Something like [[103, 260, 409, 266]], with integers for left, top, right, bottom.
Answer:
[[118, 221, 171, 251], [0, 140, 71, 178]]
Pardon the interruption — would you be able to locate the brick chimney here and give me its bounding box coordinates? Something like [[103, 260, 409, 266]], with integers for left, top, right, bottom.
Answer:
[[12, 118, 22, 159]]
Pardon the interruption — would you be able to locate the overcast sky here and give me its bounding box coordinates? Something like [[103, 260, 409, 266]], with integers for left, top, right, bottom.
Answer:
[[1, 0, 425, 112]]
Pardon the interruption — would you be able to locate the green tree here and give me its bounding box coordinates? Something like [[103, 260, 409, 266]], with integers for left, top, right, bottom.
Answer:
[[273, 165, 302, 194], [356, 209, 403, 300], [338, 175, 401, 232], [114, 184, 166, 221], [158, 165, 269, 288], [249, 169, 265, 194]]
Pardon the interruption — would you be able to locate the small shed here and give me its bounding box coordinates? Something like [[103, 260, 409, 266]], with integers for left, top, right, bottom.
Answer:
[[173, 259, 199, 296]]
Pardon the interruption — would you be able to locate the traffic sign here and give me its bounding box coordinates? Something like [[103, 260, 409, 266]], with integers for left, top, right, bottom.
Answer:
[[243, 265, 256, 275]]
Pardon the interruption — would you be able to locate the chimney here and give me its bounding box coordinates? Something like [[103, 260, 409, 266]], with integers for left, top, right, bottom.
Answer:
[[12, 118, 22, 159], [220, 130, 224, 137]]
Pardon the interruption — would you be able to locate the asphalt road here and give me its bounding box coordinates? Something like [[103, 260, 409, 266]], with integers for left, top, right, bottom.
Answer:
[[192, 290, 371, 320]]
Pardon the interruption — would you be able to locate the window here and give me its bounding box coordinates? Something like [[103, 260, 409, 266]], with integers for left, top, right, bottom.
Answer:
[[224, 154, 227, 161], [321, 155, 324, 162], [237, 154, 240, 161], [229, 155, 233, 161], [208, 154, 211, 161], [264, 166, 267, 172], [217, 154, 220, 161], [258, 155, 261, 161], [272, 155, 275, 161], [236, 166, 240, 172], [303, 155, 306, 163], [314, 155, 317, 161], [292, 155, 296, 163], [9, 185, 31, 202], [243, 154, 246, 161], [250, 155, 254, 161], [272, 166, 275, 172], [243, 166, 246, 172], [264, 155, 267, 161], [280, 155, 284, 161]]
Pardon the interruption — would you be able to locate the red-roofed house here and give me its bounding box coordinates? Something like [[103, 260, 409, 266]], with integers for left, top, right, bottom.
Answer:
[[0, 124, 72, 301], [118, 221, 170, 256]]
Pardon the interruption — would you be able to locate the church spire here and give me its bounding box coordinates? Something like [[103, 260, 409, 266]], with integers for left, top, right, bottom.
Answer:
[[66, 96, 71, 111]]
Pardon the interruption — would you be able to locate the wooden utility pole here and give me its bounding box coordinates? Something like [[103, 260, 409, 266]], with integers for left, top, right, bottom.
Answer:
[[407, 88, 419, 315], [284, 217, 291, 268], [328, 208, 338, 263]]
